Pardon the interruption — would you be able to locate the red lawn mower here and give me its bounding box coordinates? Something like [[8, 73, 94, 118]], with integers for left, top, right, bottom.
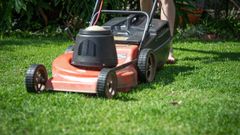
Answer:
[[25, 0, 171, 98]]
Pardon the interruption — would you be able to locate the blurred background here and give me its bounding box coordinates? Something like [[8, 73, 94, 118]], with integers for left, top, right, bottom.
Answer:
[[0, 0, 239, 40]]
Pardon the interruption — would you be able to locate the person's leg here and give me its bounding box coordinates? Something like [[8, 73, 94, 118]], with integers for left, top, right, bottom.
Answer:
[[140, 0, 175, 36], [160, 0, 176, 63], [140, 0, 176, 63], [140, 0, 152, 14]]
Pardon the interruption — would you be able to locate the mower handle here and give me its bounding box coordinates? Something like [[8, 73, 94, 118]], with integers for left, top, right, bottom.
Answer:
[[90, 0, 158, 50], [101, 10, 150, 48]]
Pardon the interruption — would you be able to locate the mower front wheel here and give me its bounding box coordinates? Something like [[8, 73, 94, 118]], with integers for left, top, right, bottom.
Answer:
[[97, 68, 117, 99], [25, 64, 48, 93]]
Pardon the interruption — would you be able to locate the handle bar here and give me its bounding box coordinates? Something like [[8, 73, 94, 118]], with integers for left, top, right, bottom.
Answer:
[[90, 0, 158, 49]]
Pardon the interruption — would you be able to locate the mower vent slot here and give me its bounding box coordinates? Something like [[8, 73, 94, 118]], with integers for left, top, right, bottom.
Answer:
[[78, 40, 97, 57]]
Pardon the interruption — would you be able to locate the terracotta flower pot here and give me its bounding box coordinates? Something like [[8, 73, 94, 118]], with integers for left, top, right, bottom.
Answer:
[[187, 9, 204, 24], [179, 8, 204, 25]]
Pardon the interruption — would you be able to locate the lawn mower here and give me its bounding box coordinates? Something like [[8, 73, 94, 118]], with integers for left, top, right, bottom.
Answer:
[[25, 0, 171, 98]]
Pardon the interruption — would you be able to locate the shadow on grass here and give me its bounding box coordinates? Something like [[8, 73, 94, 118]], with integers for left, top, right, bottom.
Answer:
[[128, 65, 197, 94], [114, 95, 138, 102], [26, 65, 196, 102], [176, 48, 240, 63], [38, 90, 138, 102], [155, 65, 196, 85]]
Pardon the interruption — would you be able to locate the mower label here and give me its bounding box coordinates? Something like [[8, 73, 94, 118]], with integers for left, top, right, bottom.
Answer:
[[114, 36, 128, 41], [117, 54, 127, 59]]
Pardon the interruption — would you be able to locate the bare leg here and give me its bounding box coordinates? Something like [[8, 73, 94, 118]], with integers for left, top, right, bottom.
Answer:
[[160, 0, 176, 63], [140, 0, 152, 15], [140, 0, 176, 64]]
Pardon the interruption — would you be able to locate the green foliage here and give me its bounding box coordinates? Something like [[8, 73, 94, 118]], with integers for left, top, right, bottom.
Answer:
[[0, 0, 125, 32], [0, 0, 14, 31], [0, 0, 239, 39], [175, 0, 240, 40], [175, 0, 195, 20], [0, 0, 51, 32], [202, 19, 240, 39]]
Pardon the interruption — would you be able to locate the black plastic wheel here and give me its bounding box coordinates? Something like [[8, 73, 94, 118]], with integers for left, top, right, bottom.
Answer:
[[137, 49, 156, 83], [65, 45, 74, 53], [25, 64, 48, 93], [96, 68, 117, 99]]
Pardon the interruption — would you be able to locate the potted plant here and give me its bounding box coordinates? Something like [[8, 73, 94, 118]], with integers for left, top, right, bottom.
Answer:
[[176, 0, 205, 25]]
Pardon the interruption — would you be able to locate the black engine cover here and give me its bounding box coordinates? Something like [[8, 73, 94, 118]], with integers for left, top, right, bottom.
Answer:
[[71, 29, 118, 68]]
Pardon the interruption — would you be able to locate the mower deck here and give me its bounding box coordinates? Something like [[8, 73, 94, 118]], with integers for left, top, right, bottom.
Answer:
[[46, 44, 139, 93], [25, 0, 171, 98]]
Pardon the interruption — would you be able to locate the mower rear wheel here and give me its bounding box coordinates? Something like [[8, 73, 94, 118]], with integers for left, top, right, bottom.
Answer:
[[97, 68, 117, 99], [25, 64, 48, 93], [137, 49, 156, 83]]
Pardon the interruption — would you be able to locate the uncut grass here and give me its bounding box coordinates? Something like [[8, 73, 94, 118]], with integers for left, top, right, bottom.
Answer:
[[0, 37, 240, 135]]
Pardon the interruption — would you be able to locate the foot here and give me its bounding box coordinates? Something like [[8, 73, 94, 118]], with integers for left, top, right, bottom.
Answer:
[[167, 53, 175, 64]]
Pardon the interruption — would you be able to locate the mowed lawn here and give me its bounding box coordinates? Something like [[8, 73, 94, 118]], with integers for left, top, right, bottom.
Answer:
[[0, 36, 239, 135]]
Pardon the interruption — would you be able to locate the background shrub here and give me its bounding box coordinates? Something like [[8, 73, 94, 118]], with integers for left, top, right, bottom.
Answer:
[[0, 0, 239, 39]]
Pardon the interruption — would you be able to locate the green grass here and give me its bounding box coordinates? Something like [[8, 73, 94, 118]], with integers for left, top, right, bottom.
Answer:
[[0, 37, 240, 135]]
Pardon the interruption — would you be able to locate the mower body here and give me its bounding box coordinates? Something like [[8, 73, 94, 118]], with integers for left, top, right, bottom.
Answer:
[[25, 0, 172, 98], [47, 17, 171, 93], [47, 44, 139, 93]]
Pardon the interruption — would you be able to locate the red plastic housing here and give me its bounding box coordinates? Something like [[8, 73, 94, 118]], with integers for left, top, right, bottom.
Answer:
[[46, 44, 139, 93]]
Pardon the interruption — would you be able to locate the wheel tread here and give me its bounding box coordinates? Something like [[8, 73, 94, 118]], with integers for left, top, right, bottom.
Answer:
[[137, 49, 156, 83], [25, 64, 47, 93], [96, 68, 117, 98]]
